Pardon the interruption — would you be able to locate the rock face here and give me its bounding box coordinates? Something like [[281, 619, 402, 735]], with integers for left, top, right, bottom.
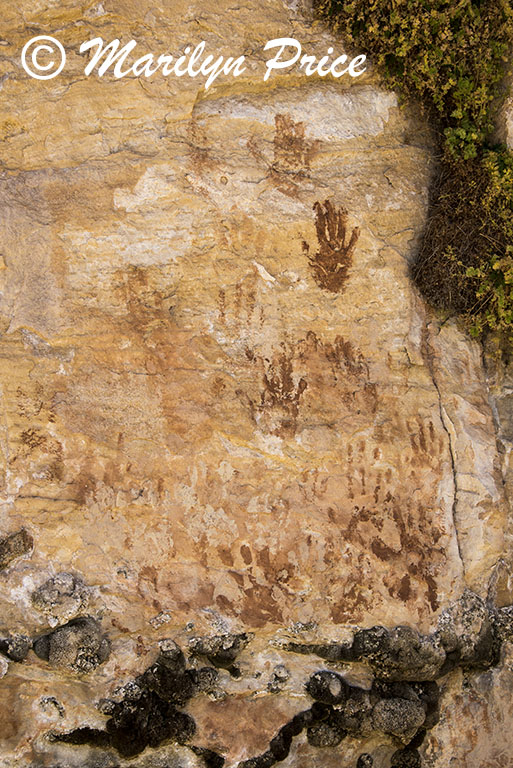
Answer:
[[0, 1, 513, 766]]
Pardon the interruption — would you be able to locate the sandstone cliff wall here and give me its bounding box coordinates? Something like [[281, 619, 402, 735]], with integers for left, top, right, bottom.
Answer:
[[1, 2, 513, 766]]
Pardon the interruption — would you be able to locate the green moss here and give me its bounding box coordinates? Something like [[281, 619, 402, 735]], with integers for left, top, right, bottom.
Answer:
[[413, 148, 513, 338], [314, 0, 513, 341], [316, 0, 512, 159]]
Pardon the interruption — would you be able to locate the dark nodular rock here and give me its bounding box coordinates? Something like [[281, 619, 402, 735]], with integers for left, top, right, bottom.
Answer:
[[280, 592, 503, 684], [371, 697, 426, 744], [31, 572, 89, 622], [306, 669, 350, 705], [140, 660, 198, 706], [494, 604, 513, 643], [42, 595, 511, 768], [390, 747, 422, 768], [134, 637, 218, 705], [0, 528, 33, 570], [282, 641, 353, 662], [306, 718, 346, 748], [301, 668, 441, 760], [191, 745, 226, 768], [351, 625, 446, 682], [338, 688, 374, 735], [436, 589, 498, 669], [0, 633, 31, 662], [40, 696, 65, 717], [194, 665, 220, 694], [188, 632, 253, 676], [157, 637, 186, 669], [32, 616, 110, 673], [52, 688, 197, 759], [106, 689, 196, 757], [50, 638, 206, 759], [238, 750, 276, 768], [230, 702, 359, 768], [268, 663, 290, 693], [283, 625, 446, 682]]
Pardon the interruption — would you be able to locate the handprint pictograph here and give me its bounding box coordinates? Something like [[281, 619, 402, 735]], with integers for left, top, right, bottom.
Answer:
[[247, 113, 318, 198], [303, 199, 360, 292], [273, 113, 318, 172], [260, 350, 308, 438]]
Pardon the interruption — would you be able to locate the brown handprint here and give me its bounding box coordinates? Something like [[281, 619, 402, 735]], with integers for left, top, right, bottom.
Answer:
[[240, 348, 308, 439], [303, 199, 360, 292], [260, 351, 307, 438], [273, 114, 318, 172], [247, 113, 319, 198]]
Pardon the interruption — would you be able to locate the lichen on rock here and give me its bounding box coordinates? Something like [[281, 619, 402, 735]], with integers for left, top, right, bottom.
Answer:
[[31, 572, 89, 624]]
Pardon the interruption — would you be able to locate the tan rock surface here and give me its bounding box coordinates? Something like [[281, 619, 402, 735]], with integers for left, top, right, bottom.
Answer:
[[0, 1, 512, 766]]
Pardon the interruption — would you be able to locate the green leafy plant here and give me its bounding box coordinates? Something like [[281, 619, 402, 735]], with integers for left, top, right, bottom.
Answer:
[[315, 0, 513, 340]]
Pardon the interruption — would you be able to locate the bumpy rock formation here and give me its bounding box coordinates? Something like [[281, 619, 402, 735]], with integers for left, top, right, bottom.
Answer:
[[1, 0, 513, 766], [31, 571, 90, 623], [32, 616, 111, 673], [0, 528, 33, 570]]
